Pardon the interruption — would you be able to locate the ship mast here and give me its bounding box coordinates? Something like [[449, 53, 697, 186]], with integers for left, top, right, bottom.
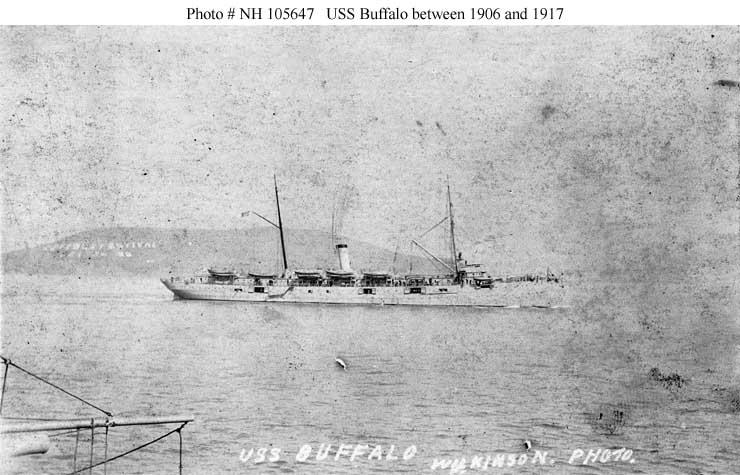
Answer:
[[447, 177, 459, 280], [274, 175, 288, 275]]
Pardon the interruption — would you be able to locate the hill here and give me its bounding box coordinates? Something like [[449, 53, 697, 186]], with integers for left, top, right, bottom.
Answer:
[[2, 227, 443, 277]]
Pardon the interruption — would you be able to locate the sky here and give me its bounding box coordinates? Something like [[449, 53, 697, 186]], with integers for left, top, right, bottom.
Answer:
[[2, 26, 738, 275]]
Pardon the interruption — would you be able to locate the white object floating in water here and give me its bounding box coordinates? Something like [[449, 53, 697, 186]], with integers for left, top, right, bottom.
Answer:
[[0, 434, 51, 457], [335, 357, 347, 371]]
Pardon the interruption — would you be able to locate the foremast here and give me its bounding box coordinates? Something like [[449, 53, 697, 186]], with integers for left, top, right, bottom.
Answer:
[[274, 175, 288, 277]]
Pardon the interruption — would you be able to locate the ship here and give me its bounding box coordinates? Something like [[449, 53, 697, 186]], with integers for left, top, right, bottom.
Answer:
[[161, 177, 565, 308]]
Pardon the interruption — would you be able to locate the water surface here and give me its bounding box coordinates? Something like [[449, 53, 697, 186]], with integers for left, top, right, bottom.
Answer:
[[1, 275, 738, 474]]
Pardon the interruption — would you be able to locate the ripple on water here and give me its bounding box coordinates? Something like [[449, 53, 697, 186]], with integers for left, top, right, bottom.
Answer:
[[1, 276, 738, 473]]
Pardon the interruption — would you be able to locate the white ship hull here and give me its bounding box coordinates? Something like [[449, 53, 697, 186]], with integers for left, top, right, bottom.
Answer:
[[160, 278, 566, 308]]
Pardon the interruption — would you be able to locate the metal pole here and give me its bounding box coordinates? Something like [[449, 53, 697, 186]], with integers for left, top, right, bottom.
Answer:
[[62, 423, 189, 475], [0, 358, 9, 416], [89, 419, 94, 475], [274, 175, 288, 274], [178, 428, 183, 475], [73, 428, 80, 472], [1, 415, 195, 433], [447, 177, 459, 279], [103, 425, 109, 475]]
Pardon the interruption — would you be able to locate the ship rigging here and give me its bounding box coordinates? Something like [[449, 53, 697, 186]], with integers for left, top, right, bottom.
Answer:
[[161, 177, 564, 308]]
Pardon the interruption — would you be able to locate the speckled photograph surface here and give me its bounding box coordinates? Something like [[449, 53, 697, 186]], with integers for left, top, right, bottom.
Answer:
[[1, 27, 739, 474]]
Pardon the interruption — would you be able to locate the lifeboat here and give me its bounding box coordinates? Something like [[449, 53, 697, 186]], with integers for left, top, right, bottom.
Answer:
[[362, 271, 391, 279], [294, 269, 323, 279], [325, 269, 356, 279], [207, 268, 238, 278]]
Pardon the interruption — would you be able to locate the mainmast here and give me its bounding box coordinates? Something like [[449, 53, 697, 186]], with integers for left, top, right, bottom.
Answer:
[[274, 175, 288, 275], [447, 177, 460, 280]]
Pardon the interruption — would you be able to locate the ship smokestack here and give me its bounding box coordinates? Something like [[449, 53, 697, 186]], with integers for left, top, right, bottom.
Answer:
[[336, 243, 352, 271]]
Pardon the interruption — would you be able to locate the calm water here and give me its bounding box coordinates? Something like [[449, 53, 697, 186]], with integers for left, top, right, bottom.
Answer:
[[1, 274, 738, 474]]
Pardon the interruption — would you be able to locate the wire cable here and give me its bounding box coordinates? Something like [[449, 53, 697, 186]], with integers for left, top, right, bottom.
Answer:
[[0, 356, 112, 417], [63, 423, 188, 475]]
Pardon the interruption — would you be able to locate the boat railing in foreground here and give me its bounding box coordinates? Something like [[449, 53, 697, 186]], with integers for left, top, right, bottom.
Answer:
[[0, 355, 194, 474]]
